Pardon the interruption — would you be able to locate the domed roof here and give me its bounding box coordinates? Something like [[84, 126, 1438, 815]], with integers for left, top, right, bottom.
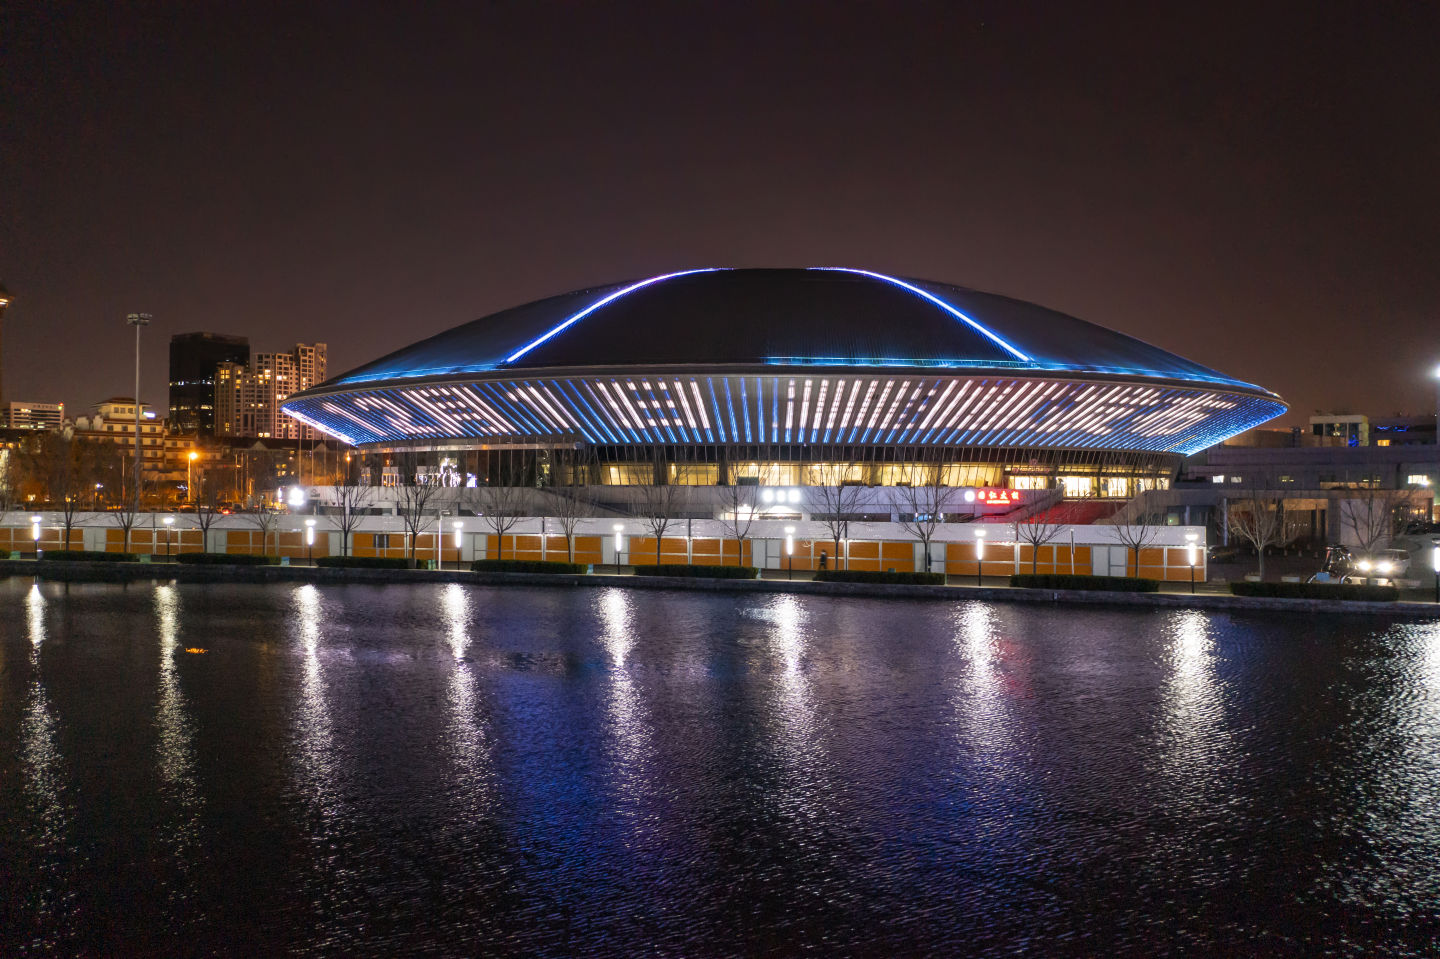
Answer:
[[329, 267, 1269, 395]]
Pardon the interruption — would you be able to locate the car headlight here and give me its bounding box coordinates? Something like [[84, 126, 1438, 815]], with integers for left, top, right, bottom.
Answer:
[[1377, 561, 1393, 574], [1357, 560, 1372, 572]]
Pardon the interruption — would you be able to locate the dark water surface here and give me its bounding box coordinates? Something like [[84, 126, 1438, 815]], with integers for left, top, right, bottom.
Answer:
[[2, 579, 1439, 956]]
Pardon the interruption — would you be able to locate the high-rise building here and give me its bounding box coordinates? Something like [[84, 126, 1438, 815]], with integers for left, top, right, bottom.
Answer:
[[7, 401, 64, 430], [215, 343, 327, 440], [168, 332, 250, 434]]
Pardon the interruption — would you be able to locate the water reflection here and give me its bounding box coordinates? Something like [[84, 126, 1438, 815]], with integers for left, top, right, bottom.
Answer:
[[442, 583, 492, 806], [598, 589, 653, 797], [154, 585, 202, 862], [1156, 610, 1231, 786], [950, 602, 1017, 762], [292, 584, 338, 808], [754, 595, 831, 819], [20, 584, 72, 924]]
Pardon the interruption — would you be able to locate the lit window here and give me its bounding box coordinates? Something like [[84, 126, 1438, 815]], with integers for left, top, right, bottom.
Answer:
[[1407, 474, 1432, 487], [1376, 439, 1390, 446], [1210, 475, 1224, 484], [1229, 476, 1242, 484]]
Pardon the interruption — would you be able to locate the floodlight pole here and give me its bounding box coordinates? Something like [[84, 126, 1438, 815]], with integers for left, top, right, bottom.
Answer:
[[127, 314, 151, 514]]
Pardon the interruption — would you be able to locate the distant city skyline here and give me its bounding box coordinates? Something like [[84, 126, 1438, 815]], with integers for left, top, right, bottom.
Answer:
[[3, 2, 1438, 425]]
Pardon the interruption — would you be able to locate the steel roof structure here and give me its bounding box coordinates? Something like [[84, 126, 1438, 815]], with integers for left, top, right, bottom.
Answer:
[[282, 268, 1285, 456]]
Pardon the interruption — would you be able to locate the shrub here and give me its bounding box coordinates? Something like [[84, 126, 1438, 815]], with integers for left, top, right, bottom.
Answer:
[[815, 569, 945, 586], [634, 564, 760, 579], [175, 552, 278, 566], [1228, 581, 1398, 602], [41, 550, 139, 563], [315, 556, 410, 569], [470, 559, 589, 574], [1010, 573, 1159, 593]]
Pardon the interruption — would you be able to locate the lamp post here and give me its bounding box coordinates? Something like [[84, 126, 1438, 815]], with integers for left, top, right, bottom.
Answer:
[[305, 518, 316, 565], [163, 515, 175, 560], [1432, 537, 1439, 605], [1185, 532, 1199, 594], [975, 529, 986, 586], [613, 523, 624, 575], [453, 520, 463, 569], [437, 509, 446, 570], [126, 313, 150, 514], [31, 514, 41, 559], [187, 450, 198, 503], [1434, 365, 1440, 524], [785, 525, 795, 580]]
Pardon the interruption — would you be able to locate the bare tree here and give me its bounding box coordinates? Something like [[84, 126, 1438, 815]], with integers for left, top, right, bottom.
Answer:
[[108, 474, 143, 554], [1225, 484, 1288, 580], [331, 481, 375, 558], [719, 480, 759, 567], [0, 446, 18, 521], [1340, 486, 1414, 553], [807, 462, 863, 570], [1105, 491, 1172, 577], [394, 481, 442, 562], [1011, 514, 1066, 574], [472, 483, 529, 560], [634, 480, 680, 565], [244, 505, 279, 558], [549, 483, 592, 563], [896, 458, 955, 573], [193, 483, 224, 553]]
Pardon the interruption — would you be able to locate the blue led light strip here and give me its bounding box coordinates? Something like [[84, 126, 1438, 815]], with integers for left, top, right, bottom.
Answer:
[[811, 267, 1033, 363], [503, 268, 724, 365]]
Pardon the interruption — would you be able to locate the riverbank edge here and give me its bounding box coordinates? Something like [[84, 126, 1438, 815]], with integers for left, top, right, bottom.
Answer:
[[5, 558, 1438, 618]]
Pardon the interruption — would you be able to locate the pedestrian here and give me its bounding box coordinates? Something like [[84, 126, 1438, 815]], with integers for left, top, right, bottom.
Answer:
[[818, 551, 828, 570]]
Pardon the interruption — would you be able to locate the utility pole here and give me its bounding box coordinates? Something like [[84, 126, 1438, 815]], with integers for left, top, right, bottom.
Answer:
[[127, 314, 152, 513]]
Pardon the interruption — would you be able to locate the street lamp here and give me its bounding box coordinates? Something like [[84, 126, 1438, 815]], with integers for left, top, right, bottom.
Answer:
[[163, 515, 175, 560], [452, 520, 464, 567], [974, 529, 986, 586], [1432, 537, 1439, 605], [305, 518, 316, 565], [187, 450, 199, 503], [31, 514, 41, 559], [1434, 365, 1440, 523], [126, 313, 151, 514], [1185, 532, 1199, 594], [613, 523, 625, 575], [785, 525, 795, 580]]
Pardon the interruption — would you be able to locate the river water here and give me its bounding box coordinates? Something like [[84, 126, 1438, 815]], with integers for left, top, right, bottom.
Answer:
[[1, 578, 1438, 956]]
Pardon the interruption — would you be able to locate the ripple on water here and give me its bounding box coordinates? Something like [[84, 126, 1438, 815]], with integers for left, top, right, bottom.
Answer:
[[0, 580, 1438, 955]]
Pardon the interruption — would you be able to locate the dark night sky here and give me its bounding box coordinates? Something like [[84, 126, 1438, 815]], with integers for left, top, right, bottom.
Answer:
[[4, 1, 1438, 425]]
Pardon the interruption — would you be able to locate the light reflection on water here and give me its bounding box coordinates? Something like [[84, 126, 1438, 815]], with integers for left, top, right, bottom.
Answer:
[[442, 582, 493, 810], [18, 584, 72, 927], [154, 584, 202, 863], [598, 588, 653, 791], [4, 580, 1440, 956]]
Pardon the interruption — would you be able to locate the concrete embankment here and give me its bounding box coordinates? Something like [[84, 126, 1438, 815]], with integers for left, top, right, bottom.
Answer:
[[3, 559, 1437, 619]]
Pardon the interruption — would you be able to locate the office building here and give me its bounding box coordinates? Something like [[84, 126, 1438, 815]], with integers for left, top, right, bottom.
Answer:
[[168, 332, 250, 434]]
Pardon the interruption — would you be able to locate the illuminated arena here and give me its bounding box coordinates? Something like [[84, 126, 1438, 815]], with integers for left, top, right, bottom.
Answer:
[[282, 268, 1285, 501]]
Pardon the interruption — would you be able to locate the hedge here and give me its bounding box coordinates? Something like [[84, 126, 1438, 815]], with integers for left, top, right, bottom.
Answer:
[[175, 552, 278, 566], [1010, 573, 1160, 592], [634, 564, 760, 579], [1228, 581, 1399, 602], [315, 556, 411, 569], [470, 559, 589, 574], [41, 550, 139, 563], [815, 569, 945, 586]]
